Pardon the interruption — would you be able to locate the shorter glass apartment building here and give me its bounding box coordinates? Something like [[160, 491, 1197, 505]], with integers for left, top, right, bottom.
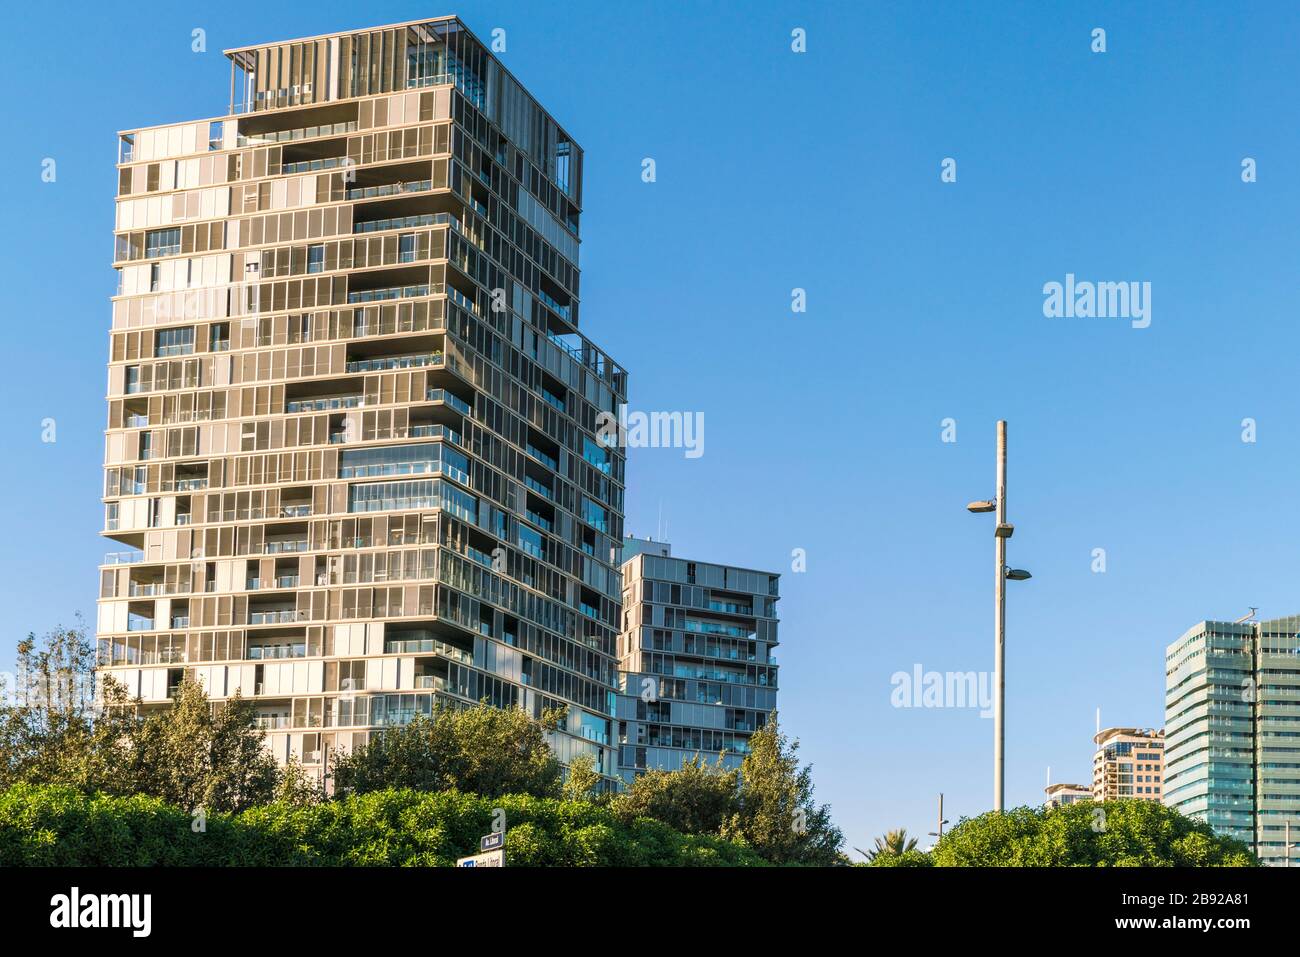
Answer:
[[1165, 615, 1300, 864], [614, 540, 779, 781]]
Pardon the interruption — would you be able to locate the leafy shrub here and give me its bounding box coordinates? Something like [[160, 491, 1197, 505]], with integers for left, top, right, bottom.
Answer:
[[0, 784, 768, 867]]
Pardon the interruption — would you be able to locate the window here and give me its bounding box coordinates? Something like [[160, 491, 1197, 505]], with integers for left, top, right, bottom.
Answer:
[[208, 120, 223, 151], [145, 228, 181, 258], [125, 366, 141, 394], [517, 524, 544, 559], [155, 326, 195, 357], [581, 497, 608, 532], [398, 233, 416, 263], [307, 244, 325, 274], [338, 442, 467, 481], [582, 436, 610, 473], [150, 263, 161, 292], [209, 322, 230, 352]]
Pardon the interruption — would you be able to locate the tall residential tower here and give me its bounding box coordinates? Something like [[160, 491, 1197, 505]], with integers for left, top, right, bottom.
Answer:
[[614, 540, 780, 782], [98, 17, 627, 783], [1165, 615, 1300, 865]]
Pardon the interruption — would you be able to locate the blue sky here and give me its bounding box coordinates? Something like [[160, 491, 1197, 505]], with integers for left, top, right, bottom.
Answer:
[[5, 0, 1300, 853]]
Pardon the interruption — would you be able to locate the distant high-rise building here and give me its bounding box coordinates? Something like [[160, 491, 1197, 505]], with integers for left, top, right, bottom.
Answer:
[[97, 17, 628, 784], [1044, 783, 1092, 808], [1092, 727, 1164, 802], [614, 547, 779, 782], [1166, 615, 1300, 865]]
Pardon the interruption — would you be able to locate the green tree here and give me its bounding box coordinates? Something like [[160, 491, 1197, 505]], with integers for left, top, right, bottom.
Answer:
[[721, 715, 843, 865], [0, 623, 280, 814], [612, 755, 739, 834], [869, 848, 933, 867], [562, 753, 602, 803], [0, 620, 99, 791], [122, 676, 279, 813], [330, 701, 562, 799], [858, 827, 919, 862], [931, 801, 1258, 866]]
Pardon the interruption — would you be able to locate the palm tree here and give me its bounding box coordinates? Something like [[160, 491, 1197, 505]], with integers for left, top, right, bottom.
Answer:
[[855, 828, 919, 861]]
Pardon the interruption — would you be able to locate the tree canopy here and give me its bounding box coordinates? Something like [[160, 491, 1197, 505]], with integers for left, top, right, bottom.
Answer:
[[928, 801, 1258, 867]]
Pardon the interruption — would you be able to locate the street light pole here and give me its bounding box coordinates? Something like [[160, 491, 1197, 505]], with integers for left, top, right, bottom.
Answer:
[[994, 421, 1007, 814], [928, 792, 949, 848], [966, 420, 1028, 815]]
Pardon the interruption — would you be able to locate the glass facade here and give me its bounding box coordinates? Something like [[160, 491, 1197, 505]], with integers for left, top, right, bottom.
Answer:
[[1165, 615, 1300, 864], [99, 17, 627, 786], [614, 546, 780, 782]]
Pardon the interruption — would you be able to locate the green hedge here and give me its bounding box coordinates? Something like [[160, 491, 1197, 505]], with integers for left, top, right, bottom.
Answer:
[[0, 784, 767, 867]]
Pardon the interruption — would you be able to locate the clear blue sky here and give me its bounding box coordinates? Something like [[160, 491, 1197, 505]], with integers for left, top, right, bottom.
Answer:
[[5, 0, 1300, 853]]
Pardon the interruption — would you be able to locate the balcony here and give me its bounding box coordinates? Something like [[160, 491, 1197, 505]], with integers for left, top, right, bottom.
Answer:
[[264, 540, 309, 554], [345, 351, 442, 373], [426, 388, 471, 415], [248, 643, 306, 660], [248, 609, 302, 625], [286, 395, 363, 413], [237, 120, 357, 149], [525, 443, 558, 470], [346, 179, 434, 201], [407, 424, 461, 442], [282, 156, 348, 174], [346, 284, 434, 305], [384, 636, 472, 665]]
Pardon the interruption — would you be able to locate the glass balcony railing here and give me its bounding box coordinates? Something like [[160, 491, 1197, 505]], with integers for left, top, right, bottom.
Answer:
[[248, 644, 307, 660], [385, 636, 472, 664], [286, 396, 363, 413], [264, 540, 309, 554], [445, 286, 478, 315], [537, 289, 572, 321], [353, 212, 442, 235], [237, 120, 357, 148], [249, 609, 302, 625], [347, 285, 434, 305], [105, 550, 145, 565], [524, 476, 553, 500], [282, 156, 348, 174], [345, 351, 442, 372], [426, 388, 471, 414], [525, 444, 558, 470], [346, 179, 434, 200], [407, 423, 462, 443]]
